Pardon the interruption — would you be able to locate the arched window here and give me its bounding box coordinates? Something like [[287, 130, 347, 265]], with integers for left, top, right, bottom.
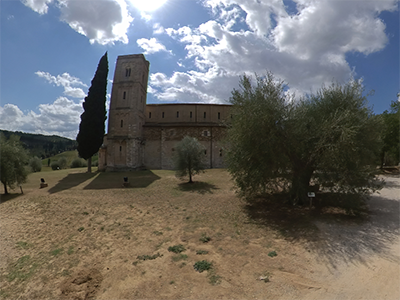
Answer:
[[120, 120, 123, 128], [123, 91, 126, 99], [119, 146, 122, 152]]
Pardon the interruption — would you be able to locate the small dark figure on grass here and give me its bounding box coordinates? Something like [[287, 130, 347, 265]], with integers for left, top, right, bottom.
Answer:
[[173, 136, 207, 183]]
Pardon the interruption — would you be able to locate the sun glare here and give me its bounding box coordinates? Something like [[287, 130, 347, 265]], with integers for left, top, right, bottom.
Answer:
[[130, 0, 168, 12]]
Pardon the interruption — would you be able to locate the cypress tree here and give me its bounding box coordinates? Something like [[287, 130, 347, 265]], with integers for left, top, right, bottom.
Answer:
[[77, 52, 108, 172]]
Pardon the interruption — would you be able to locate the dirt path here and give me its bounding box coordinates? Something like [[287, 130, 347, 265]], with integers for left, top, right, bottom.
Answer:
[[0, 171, 398, 299], [304, 175, 400, 300]]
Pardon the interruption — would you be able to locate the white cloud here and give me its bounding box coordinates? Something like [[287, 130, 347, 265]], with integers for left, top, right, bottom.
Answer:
[[21, 0, 398, 105], [0, 98, 83, 139], [272, 0, 395, 58], [153, 23, 165, 34], [204, 0, 288, 35], [140, 11, 152, 22], [36, 71, 87, 98], [23, 0, 133, 44], [2, 71, 91, 138], [150, 0, 398, 103], [137, 38, 171, 55], [23, 0, 53, 14], [150, 66, 235, 103], [147, 86, 157, 94]]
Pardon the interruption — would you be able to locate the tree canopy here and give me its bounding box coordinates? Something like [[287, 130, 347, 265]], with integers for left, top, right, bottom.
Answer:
[[379, 99, 399, 167], [76, 52, 109, 172], [0, 133, 30, 194], [174, 136, 207, 183], [226, 72, 383, 204]]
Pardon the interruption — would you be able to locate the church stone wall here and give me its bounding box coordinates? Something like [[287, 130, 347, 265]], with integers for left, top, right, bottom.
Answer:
[[98, 53, 231, 171], [142, 124, 227, 170], [145, 104, 231, 124]]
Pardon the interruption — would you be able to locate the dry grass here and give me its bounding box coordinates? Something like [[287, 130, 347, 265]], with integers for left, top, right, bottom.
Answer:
[[40, 151, 98, 171], [1, 168, 397, 299]]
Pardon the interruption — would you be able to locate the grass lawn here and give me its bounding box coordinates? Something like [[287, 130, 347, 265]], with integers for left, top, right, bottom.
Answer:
[[41, 151, 98, 169], [1, 168, 396, 299]]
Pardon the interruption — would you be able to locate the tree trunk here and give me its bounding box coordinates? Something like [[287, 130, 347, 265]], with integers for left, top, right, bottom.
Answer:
[[189, 171, 193, 183], [87, 157, 92, 173], [380, 151, 385, 169], [188, 158, 193, 183], [290, 165, 314, 205], [3, 183, 8, 195]]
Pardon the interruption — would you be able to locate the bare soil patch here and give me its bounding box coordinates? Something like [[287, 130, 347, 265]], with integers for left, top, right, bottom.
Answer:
[[0, 169, 399, 299]]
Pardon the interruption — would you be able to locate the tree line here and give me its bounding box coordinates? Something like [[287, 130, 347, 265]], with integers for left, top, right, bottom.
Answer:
[[1, 60, 398, 196], [0, 129, 77, 159]]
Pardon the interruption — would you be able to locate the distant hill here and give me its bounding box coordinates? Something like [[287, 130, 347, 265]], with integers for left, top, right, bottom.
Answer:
[[0, 130, 77, 159], [41, 150, 98, 168]]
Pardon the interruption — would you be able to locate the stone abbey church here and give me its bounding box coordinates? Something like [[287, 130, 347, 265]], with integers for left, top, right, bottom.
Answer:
[[98, 54, 231, 171]]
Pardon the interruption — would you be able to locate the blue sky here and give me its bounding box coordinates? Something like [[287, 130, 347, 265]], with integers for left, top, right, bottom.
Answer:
[[1, 0, 399, 139]]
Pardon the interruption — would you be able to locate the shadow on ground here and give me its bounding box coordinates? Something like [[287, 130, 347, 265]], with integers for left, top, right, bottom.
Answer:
[[83, 170, 161, 190], [175, 181, 220, 194], [244, 188, 399, 269], [0, 193, 23, 204], [48, 172, 98, 194]]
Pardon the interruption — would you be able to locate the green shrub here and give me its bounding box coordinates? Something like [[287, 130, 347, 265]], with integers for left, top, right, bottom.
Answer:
[[136, 253, 163, 261], [70, 158, 87, 168], [51, 161, 60, 170], [268, 251, 277, 257], [58, 157, 68, 169], [29, 156, 42, 172], [199, 235, 211, 243], [193, 260, 212, 273], [168, 244, 186, 253]]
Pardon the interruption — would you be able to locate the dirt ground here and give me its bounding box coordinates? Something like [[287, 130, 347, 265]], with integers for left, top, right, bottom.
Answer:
[[0, 169, 399, 299]]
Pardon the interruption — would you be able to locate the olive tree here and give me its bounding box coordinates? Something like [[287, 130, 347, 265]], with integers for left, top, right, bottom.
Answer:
[[226, 72, 383, 204], [174, 136, 207, 183], [29, 156, 42, 172], [0, 133, 29, 194], [379, 100, 399, 167]]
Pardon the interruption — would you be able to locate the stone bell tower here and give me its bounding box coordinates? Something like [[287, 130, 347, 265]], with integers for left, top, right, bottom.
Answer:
[[105, 54, 149, 170]]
